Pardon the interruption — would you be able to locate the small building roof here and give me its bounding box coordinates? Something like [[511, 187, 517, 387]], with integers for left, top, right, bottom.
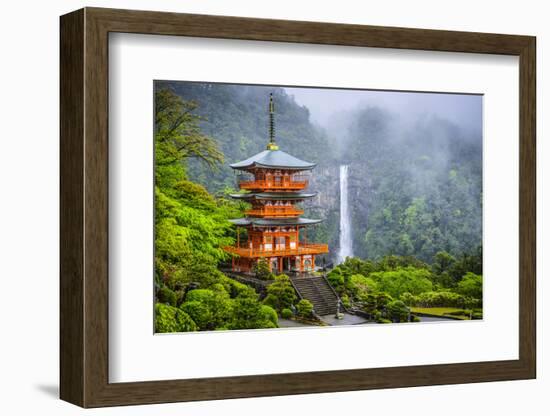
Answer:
[[229, 217, 322, 227], [230, 149, 316, 171], [229, 191, 317, 201]]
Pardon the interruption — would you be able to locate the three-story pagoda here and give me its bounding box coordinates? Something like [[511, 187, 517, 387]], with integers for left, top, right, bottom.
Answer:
[[224, 94, 328, 274]]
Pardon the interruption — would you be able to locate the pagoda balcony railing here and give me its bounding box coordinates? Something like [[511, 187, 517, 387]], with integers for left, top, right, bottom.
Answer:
[[238, 179, 308, 191], [223, 243, 329, 258], [245, 206, 304, 217]]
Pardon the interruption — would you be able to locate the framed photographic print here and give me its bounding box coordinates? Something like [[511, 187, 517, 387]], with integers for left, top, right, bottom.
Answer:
[[60, 7, 536, 408]]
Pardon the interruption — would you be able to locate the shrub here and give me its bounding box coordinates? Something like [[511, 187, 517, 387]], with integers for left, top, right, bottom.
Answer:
[[340, 293, 351, 309], [456, 272, 483, 301], [377, 318, 393, 324], [261, 305, 279, 326], [157, 285, 178, 306], [348, 274, 377, 298], [175, 308, 198, 331], [387, 300, 410, 322], [416, 291, 465, 308], [253, 258, 274, 280], [327, 269, 346, 294], [230, 296, 278, 329], [265, 274, 297, 312], [399, 292, 419, 306], [155, 303, 197, 333], [262, 294, 279, 309], [369, 267, 432, 298], [281, 308, 293, 319], [411, 315, 421, 322], [296, 299, 314, 318], [181, 288, 232, 330]]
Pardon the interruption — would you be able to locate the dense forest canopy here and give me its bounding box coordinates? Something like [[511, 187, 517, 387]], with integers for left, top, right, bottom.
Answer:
[[344, 106, 482, 261], [154, 88, 278, 332], [157, 81, 331, 193]]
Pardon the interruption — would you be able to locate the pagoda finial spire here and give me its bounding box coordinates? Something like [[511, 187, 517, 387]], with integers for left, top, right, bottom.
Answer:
[[267, 93, 279, 150]]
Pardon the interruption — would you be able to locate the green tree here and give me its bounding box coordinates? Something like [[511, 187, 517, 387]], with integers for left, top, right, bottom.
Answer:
[[399, 292, 419, 306], [456, 272, 482, 301], [230, 296, 278, 330], [387, 300, 410, 323], [348, 274, 377, 298], [369, 267, 433, 298], [253, 258, 274, 280], [155, 303, 197, 333], [153, 88, 249, 323], [155, 88, 223, 173], [296, 299, 314, 318], [432, 251, 457, 275], [264, 274, 297, 312], [181, 288, 232, 331]]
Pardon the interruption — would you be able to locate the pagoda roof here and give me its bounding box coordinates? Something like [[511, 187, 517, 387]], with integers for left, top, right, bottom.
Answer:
[[230, 149, 316, 171], [229, 217, 322, 227], [229, 191, 317, 200]]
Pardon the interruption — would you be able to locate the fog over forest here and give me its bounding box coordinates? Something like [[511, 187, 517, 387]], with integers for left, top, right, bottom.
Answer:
[[160, 81, 483, 264], [285, 86, 482, 157]]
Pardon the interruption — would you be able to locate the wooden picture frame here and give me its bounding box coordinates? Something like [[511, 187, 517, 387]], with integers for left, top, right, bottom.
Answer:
[[60, 7, 536, 408]]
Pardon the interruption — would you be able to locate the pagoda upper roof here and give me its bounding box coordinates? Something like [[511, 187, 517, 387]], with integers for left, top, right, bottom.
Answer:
[[229, 217, 322, 227], [230, 149, 316, 171], [229, 191, 317, 200]]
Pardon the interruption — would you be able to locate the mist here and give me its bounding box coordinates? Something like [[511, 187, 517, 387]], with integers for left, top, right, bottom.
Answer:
[[282, 85, 482, 261], [165, 80, 483, 262], [284, 87, 482, 150]]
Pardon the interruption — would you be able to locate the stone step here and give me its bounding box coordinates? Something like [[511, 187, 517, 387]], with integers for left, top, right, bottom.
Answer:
[[290, 276, 340, 316]]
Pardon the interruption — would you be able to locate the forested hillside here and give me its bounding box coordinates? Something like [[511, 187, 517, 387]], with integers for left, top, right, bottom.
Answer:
[[344, 107, 482, 262], [156, 81, 331, 191], [157, 81, 482, 264], [154, 88, 279, 332]]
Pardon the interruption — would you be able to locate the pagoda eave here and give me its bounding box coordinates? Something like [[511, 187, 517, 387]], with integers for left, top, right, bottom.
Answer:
[[229, 149, 316, 171], [229, 217, 322, 227], [229, 191, 317, 201]]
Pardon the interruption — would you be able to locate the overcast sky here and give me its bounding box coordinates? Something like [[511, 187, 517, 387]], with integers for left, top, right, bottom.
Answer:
[[284, 87, 482, 134]]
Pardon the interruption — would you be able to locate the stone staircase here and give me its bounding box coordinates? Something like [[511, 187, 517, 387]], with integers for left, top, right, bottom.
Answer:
[[291, 276, 340, 316]]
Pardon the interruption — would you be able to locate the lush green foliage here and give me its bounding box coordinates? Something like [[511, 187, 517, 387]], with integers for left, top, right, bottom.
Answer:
[[230, 296, 279, 330], [156, 82, 331, 193], [456, 272, 483, 301], [281, 308, 293, 319], [296, 299, 314, 318], [387, 300, 410, 323], [155, 303, 198, 333], [154, 88, 279, 332], [253, 258, 274, 281], [263, 274, 298, 312], [328, 254, 482, 320], [344, 107, 482, 262], [369, 267, 433, 299]]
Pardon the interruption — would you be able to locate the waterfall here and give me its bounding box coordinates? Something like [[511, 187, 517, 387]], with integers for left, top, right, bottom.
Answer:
[[338, 165, 353, 263]]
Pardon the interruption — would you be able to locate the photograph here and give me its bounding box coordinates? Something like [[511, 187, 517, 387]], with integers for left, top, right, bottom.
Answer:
[[153, 81, 483, 332]]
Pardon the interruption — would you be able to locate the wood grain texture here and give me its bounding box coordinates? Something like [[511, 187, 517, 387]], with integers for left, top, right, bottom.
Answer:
[[59, 8, 84, 407], [59, 7, 537, 408]]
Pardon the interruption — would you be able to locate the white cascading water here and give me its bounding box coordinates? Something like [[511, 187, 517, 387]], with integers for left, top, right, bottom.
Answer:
[[338, 165, 353, 263]]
